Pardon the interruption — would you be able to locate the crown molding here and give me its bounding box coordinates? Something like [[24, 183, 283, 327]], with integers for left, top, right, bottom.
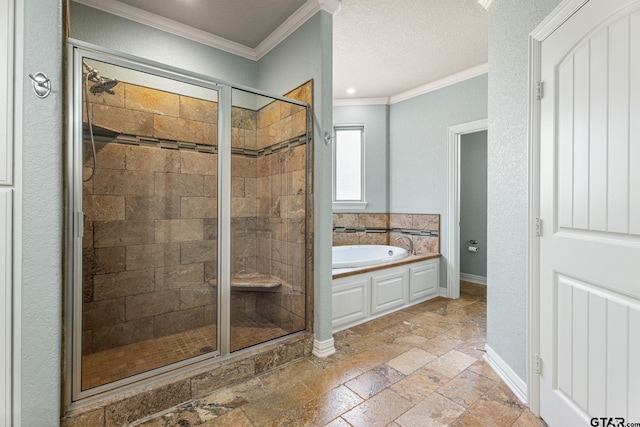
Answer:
[[72, 0, 341, 62], [333, 97, 389, 106], [333, 63, 489, 106], [71, 0, 256, 59], [478, 0, 493, 9], [255, 0, 342, 59], [389, 63, 489, 104]]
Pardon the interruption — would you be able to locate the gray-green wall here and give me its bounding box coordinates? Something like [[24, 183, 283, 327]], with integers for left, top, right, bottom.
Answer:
[[333, 104, 389, 213], [390, 74, 488, 288], [460, 130, 487, 278], [21, 1, 64, 425], [487, 0, 563, 381]]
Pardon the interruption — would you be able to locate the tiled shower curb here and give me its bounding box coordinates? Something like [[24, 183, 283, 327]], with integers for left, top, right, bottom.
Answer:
[[61, 333, 313, 426]]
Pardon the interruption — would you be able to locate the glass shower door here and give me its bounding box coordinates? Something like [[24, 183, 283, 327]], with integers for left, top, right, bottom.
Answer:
[[229, 88, 308, 351], [71, 51, 311, 402], [77, 57, 220, 390]]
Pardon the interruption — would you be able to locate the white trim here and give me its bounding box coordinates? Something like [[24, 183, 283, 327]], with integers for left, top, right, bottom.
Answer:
[[478, 0, 493, 10], [389, 63, 489, 104], [312, 337, 336, 358], [333, 97, 390, 106], [71, 0, 255, 59], [0, 191, 12, 427], [527, 31, 543, 418], [254, 0, 341, 59], [1, 0, 16, 424], [460, 273, 487, 285], [332, 201, 368, 210], [484, 345, 528, 405], [333, 125, 366, 210], [12, 1, 22, 423], [71, 0, 342, 61], [447, 119, 487, 299], [526, 0, 589, 416], [439, 287, 449, 297], [334, 64, 489, 106], [530, 0, 589, 42], [0, 0, 13, 185]]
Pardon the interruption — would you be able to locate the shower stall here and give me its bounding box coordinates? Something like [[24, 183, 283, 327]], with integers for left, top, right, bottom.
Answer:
[[67, 47, 311, 402]]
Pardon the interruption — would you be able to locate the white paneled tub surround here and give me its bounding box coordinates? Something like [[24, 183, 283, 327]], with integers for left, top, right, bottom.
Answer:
[[332, 255, 440, 333]]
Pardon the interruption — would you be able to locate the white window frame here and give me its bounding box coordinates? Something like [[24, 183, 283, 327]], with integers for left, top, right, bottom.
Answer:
[[332, 125, 367, 210]]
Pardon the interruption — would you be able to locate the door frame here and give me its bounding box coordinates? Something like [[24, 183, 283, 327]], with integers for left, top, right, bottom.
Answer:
[[446, 118, 487, 299], [527, 0, 590, 416], [2, 0, 23, 425]]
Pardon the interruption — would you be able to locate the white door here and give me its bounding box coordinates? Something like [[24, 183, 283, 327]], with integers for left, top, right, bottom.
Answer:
[[539, 0, 640, 425]]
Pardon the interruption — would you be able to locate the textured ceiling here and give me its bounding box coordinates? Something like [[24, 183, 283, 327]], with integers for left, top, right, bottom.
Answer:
[[117, 0, 307, 48], [333, 0, 488, 100], [91, 0, 488, 101]]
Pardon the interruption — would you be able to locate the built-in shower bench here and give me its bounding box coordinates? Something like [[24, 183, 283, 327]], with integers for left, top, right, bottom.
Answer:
[[208, 273, 282, 292]]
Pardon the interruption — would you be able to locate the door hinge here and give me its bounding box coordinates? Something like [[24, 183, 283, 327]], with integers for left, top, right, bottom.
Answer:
[[535, 218, 543, 237], [536, 81, 544, 100], [535, 354, 542, 375]]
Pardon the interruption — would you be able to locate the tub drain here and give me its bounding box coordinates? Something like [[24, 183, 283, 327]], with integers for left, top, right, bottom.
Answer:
[[199, 346, 214, 353]]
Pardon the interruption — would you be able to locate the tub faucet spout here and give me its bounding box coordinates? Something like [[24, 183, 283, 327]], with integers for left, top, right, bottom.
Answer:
[[396, 235, 415, 255]]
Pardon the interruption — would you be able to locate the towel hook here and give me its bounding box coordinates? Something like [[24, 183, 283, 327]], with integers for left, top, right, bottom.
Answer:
[[28, 72, 51, 98]]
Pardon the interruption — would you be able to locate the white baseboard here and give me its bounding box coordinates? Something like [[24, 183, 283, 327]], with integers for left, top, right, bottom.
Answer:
[[439, 287, 449, 297], [460, 272, 487, 285], [483, 344, 527, 405], [312, 337, 335, 358]]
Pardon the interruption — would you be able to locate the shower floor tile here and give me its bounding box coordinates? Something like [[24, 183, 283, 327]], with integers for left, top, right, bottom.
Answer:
[[82, 314, 288, 390], [231, 312, 292, 352]]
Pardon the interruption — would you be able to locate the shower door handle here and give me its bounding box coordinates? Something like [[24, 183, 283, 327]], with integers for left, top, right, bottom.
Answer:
[[75, 211, 84, 238]]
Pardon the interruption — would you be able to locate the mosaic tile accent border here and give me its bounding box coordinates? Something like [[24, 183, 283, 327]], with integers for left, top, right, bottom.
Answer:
[[333, 227, 438, 237], [332, 227, 386, 233], [87, 132, 307, 158], [253, 135, 307, 157]]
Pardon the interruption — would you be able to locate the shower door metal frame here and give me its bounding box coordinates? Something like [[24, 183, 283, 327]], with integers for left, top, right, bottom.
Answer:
[[66, 45, 228, 406], [64, 41, 312, 410]]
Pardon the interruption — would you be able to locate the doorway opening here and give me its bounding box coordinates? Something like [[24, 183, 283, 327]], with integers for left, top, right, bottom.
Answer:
[[446, 119, 488, 298], [459, 130, 488, 286]]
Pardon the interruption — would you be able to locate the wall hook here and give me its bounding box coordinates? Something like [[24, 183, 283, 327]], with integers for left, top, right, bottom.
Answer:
[[29, 72, 51, 98], [324, 132, 333, 146]]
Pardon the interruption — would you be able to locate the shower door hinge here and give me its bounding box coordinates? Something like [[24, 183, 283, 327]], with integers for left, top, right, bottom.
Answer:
[[535, 354, 542, 376], [536, 81, 544, 100], [535, 218, 543, 237]]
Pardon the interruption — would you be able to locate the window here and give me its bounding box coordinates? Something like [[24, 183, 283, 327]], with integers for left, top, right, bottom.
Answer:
[[333, 126, 367, 209]]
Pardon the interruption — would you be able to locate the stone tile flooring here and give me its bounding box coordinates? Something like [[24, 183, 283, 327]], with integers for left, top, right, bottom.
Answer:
[[82, 314, 287, 389], [132, 282, 548, 426]]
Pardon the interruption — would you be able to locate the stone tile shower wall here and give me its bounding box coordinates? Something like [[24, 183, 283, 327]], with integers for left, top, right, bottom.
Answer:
[[252, 83, 310, 333], [333, 213, 440, 254], [82, 83, 220, 355], [82, 81, 311, 354]]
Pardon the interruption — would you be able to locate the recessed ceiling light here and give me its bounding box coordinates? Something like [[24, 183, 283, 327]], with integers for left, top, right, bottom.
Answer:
[[346, 87, 356, 94]]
